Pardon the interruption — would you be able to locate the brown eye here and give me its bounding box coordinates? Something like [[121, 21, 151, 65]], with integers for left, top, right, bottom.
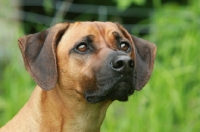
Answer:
[[76, 42, 88, 52], [120, 42, 130, 51]]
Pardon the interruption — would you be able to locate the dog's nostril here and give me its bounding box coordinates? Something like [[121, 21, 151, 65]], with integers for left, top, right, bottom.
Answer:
[[87, 97, 93, 102], [129, 60, 134, 68], [112, 60, 124, 69]]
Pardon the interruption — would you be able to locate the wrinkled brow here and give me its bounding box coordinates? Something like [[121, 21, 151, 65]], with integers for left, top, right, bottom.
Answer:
[[112, 31, 123, 40], [80, 35, 95, 42]]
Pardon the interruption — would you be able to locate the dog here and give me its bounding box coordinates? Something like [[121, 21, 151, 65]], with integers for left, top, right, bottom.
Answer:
[[0, 21, 156, 132]]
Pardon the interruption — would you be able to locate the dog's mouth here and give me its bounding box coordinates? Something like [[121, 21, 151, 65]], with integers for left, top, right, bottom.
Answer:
[[108, 81, 133, 101], [85, 76, 135, 103]]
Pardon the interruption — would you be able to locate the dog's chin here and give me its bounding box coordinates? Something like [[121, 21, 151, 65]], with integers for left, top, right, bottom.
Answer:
[[85, 81, 134, 103], [108, 82, 133, 101]]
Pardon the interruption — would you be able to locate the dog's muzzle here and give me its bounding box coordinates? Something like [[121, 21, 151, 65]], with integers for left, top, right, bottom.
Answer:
[[85, 52, 135, 103]]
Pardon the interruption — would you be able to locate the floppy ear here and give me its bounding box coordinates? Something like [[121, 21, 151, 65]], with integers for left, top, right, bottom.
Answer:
[[116, 23, 156, 90], [131, 35, 156, 90], [18, 23, 69, 90]]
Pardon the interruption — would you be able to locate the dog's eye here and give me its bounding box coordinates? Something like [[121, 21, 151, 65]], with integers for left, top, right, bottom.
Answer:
[[76, 42, 88, 52], [120, 42, 130, 51]]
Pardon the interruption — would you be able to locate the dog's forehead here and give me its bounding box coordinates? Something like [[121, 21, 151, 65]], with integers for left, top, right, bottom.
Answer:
[[59, 22, 126, 50], [74, 21, 119, 32], [67, 22, 121, 37]]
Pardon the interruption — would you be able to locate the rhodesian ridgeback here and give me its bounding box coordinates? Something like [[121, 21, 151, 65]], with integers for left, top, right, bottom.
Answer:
[[0, 21, 156, 132]]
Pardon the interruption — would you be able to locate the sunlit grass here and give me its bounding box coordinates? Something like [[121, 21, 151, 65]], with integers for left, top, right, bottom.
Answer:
[[0, 24, 34, 125]]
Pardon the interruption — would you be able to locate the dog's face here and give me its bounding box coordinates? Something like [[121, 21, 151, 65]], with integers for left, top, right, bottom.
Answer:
[[18, 22, 156, 104], [57, 22, 135, 103]]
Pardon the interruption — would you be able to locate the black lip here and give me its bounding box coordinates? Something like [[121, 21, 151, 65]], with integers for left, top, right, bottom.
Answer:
[[108, 81, 133, 101], [85, 76, 134, 103]]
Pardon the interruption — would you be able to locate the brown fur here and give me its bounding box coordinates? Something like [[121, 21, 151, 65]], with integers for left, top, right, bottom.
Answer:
[[0, 22, 156, 132]]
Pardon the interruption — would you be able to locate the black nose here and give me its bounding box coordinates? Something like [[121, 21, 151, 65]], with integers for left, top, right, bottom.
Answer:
[[111, 55, 134, 72]]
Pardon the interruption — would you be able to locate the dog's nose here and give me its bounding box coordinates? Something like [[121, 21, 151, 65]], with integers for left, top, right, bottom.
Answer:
[[110, 55, 134, 72]]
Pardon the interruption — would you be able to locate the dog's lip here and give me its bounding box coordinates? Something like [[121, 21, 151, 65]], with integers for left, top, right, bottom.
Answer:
[[102, 79, 131, 96], [97, 76, 128, 94], [112, 81, 133, 95], [85, 82, 133, 103], [85, 77, 134, 103]]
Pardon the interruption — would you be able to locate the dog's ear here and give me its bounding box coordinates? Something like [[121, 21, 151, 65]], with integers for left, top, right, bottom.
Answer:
[[116, 23, 156, 90], [18, 23, 69, 90], [131, 35, 156, 90]]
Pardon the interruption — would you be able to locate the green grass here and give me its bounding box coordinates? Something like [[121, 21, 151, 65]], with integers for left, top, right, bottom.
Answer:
[[0, 24, 34, 124], [1, 1, 200, 131]]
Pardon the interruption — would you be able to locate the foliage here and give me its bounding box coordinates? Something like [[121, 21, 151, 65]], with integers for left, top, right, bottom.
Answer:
[[0, 0, 35, 125], [114, 0, 162, 9], [0, 25, 34, 125], [114, 0, 146, 9]]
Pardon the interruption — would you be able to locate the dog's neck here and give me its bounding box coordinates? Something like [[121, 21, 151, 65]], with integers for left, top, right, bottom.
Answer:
[[27, 86, 112, 132]]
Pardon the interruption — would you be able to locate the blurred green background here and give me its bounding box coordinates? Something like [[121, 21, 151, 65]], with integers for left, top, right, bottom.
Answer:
[[0, 0, 200, 131]]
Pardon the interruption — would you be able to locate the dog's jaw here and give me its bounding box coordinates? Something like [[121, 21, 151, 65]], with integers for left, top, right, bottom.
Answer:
[[84, 76, 135, 103]]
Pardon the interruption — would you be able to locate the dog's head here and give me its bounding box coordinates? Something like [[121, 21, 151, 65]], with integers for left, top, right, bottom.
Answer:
[[18, 22, 156, 103]]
